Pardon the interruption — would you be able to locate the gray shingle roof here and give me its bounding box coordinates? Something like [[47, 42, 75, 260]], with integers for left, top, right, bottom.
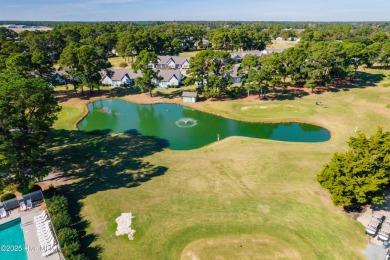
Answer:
[[103, 69, 181, 82], [230, 50, 263, 59], [170, 56, 190, 65], [157, 69, 181, 81], [265, 48, 285, 54], [182, 91, 198, 98], [108, 69, 142, 81], [157, 56, 190, 65]]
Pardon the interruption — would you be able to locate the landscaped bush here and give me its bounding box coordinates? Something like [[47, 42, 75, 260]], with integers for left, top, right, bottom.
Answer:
[[47, 195, 68, 215], [46, 194, 86, 259], [51, 212, 72, 230], [119, 62, 128, 68], [0, 192, 16, 202], [58, 228, 80, 256]]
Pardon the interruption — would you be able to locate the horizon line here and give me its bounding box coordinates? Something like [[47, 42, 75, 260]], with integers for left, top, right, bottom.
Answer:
[[1, 20, 390, 23]]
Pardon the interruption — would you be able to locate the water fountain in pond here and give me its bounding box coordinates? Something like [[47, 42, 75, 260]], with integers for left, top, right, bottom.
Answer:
[[175, 118, 197, 128]]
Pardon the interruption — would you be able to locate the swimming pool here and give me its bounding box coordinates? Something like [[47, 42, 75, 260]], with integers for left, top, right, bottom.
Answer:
[[0, 218, 28, 260]]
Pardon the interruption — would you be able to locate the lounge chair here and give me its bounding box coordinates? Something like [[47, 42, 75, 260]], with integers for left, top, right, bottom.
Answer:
[[41, 238, 56, 252], [0, 207, 6, 218], [39, 233, 54, 244], [379, 220, 390, 241], [42, 245, 58, 258], [366, 214, 383, 236], [40, 235, 55, 248], [36, 220, 51, 229], [37, 224, 51, 236], [37, 224, 52, 236], [34, 211, 46, 221], [26, 199, 33, 210], [35, 214, 49, 224], [19, 201, 27, 211]]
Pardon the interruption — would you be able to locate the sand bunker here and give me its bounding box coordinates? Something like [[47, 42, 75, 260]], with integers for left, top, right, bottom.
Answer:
[[115, 212, 136, 240]]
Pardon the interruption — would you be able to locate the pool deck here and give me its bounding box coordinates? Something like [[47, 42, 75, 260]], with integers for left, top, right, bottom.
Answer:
[[0, 203, 62, 260]]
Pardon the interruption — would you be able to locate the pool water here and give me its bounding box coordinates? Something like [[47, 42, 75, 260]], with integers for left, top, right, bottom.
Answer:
[[78, 100, 331, 150], [0, 218, 28, 260]]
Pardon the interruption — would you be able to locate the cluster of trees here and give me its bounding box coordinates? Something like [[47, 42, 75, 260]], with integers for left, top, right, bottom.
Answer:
[[318, 128, 390, 207], [206, 26, 270, 51], [0, 28, 61, 191], [59, 43, 110, 95], [116, 24, 206, 63], [186, 36, 389, 99], [188, 50, 234, 97], [240, 39, 390, 98], [132, 50, 162, 97], [46, 194, 87, 259], [0, 74, 60, 188]]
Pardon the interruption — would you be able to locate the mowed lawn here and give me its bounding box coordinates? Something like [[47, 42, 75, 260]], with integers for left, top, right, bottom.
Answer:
[[49, 69, 390, 259], [108, 56, 130, 69]]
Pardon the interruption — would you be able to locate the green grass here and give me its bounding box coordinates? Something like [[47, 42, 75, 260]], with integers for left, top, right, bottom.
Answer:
[[49, 68, 390, 259], [108, 56, 130, 69], [179, 51, 200, 57]]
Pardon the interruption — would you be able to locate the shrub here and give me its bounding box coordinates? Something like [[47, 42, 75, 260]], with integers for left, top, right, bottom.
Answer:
[[58, 228, 79, 245], [58, 228, 80, 257], [45, 194, 86, 259], [119, 62, 128, 68], [0, 193, 16, 202], [73, 254, 89, 260], [386, 104, 390, 109], [51, 212, 72, 230], [62, 241, 80, 258], [46, 195, 69, 215]]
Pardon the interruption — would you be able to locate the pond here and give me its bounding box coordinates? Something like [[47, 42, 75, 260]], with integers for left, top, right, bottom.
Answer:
[[78, 100, 331, 150]]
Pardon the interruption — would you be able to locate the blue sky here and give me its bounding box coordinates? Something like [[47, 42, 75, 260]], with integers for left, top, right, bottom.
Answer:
[[1, 0, 389, 21]]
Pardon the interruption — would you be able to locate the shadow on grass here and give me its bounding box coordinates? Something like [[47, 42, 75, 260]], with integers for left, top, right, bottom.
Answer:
[[106, 87, 142, 98], [55, 88, 111, 103], [342, 71, 385, 90], [47, 129, 168, 259], [155, 89, 183, 99], [273, 89, 310, 101]]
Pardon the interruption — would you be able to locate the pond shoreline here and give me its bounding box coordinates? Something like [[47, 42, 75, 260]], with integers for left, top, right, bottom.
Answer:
[[66, 94, 333, 141], [77, 99, 331, 150]]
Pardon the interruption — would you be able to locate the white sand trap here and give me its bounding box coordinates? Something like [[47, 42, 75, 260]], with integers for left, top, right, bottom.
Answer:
[[242, 106, 268, 110], [116, 212, 136, 240]]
